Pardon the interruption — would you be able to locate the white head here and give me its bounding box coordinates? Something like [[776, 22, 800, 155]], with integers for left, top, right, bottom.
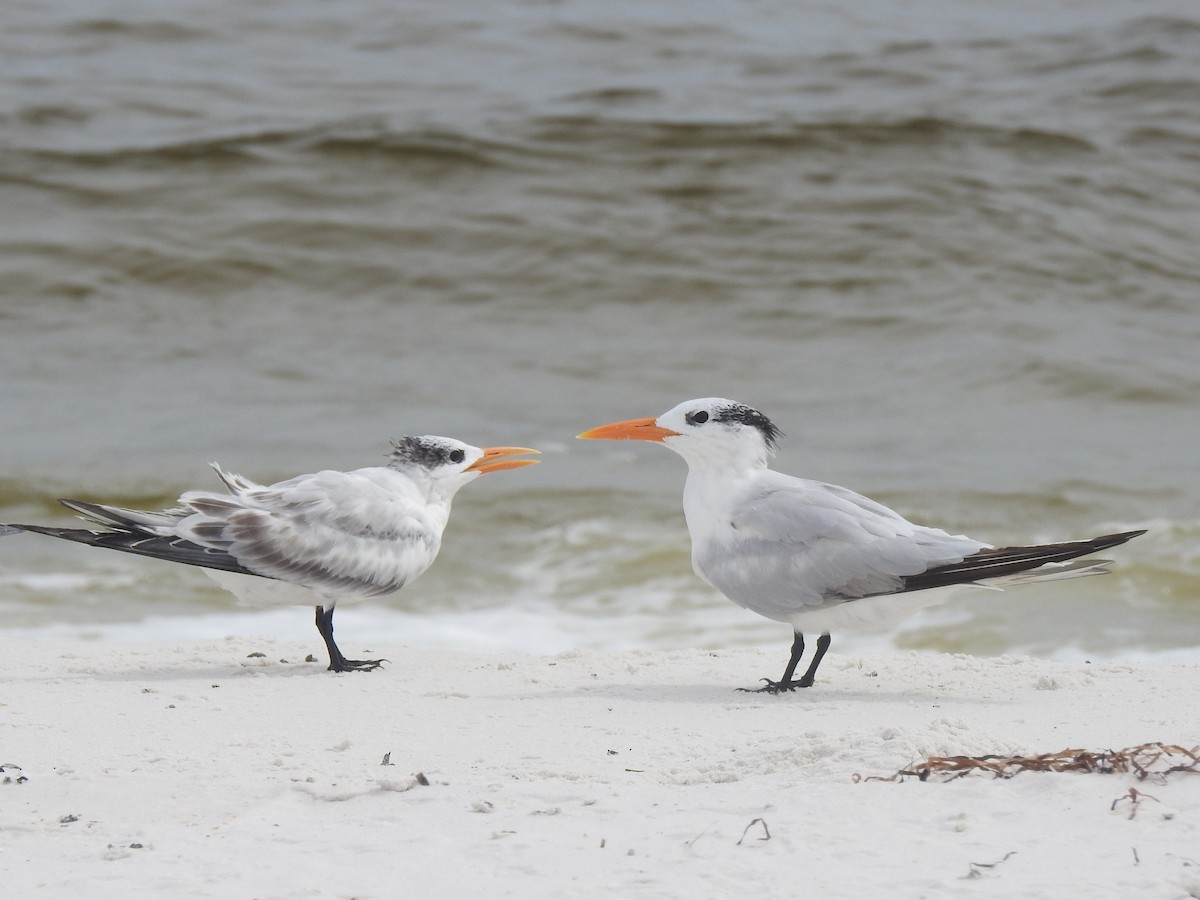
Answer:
[[387, 436, 539, 498], [578, 398, 782, 469]]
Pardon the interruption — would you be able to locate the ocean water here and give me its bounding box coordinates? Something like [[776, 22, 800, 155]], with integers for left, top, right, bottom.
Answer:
[[2, 0, 1198, 662]]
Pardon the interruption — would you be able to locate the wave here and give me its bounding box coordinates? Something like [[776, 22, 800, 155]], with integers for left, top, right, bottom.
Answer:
[[1096, 79, 1200, 101], [1120, 127, 1200, 154], [1118, 15, 1200, 39], [4, 481, 1196, 655], [5, 108, 1109, 179], [11, 119, 542, 173], [997, 358, 1198, 405], [523, 115, 1098, 157], [47, 17, 211, 41]]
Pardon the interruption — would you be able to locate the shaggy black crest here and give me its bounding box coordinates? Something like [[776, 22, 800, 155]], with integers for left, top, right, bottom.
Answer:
[[388, 437, 462, 469], [713, 403, 783, 450]]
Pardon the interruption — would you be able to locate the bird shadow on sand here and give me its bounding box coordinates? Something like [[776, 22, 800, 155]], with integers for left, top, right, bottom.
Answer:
[[26, 658, 339, 684], [505, 680, 958, 707]]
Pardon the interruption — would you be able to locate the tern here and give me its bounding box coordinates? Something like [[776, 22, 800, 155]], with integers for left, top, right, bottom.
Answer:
[[3, 437, 538, 672], [579, 398, 1144, 692]]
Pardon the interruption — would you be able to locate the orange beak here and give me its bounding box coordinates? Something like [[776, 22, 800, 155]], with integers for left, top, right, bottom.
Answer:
[[577, 417, 681, 443], [467, 446, 541, 475]]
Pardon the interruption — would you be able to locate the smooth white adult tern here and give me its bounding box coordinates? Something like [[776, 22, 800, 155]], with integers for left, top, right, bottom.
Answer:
[[579, 398, 1143, 691]]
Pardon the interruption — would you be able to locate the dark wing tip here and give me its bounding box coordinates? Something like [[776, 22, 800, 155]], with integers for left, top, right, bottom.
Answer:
[[901, 529, 1145, 593], [13, 524, 259, 576], [1086, 530, 1147, 553]]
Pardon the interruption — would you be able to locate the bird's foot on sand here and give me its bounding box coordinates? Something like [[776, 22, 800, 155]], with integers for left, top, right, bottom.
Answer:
[[736, 677, 813, 694], [328, 657, 388, 673]]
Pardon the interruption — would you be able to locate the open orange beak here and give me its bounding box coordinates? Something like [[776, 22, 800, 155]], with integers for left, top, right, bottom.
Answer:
[[577, 417, 681, 443], [467, 446, 541, 475]]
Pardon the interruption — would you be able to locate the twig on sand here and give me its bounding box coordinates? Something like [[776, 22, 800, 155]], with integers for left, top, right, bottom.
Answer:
[[963, 851, 1016, 880], [737, 818, 771, 846]]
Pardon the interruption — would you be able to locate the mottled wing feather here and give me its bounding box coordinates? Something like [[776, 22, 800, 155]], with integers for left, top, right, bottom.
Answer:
[[25, 467, 444, 599], [172, 468, 440, 597]]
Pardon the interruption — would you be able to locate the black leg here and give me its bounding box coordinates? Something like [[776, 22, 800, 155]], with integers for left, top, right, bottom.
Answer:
[[738, 630, 830, 693], [314, 605, 387, 673], [797, 633, 831, 688]]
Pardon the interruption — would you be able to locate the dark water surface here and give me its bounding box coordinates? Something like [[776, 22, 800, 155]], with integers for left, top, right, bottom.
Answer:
[[2, 1, 1198, 658]]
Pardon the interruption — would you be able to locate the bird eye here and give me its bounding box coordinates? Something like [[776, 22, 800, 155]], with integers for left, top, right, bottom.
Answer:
[[686, 410, 710, 425], [449, 449, 465, 464]]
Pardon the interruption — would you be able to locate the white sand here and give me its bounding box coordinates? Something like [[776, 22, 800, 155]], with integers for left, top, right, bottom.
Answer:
[[2, 639, 1198, 899]]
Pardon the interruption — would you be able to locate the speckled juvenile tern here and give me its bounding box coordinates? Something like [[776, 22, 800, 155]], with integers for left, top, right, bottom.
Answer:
[[3, 437, 538, 672], [579, 398, 1144, 692]]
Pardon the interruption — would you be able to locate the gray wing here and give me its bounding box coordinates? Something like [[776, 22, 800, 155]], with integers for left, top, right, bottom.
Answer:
[[170, 467, 442, 597], [701, 477, 985, 618], [12, 467, 444, 599]]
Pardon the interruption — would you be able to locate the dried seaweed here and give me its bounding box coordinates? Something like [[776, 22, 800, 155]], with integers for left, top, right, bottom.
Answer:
[[854, 742, 1200, 784], [1110, 787, 1161, 820]]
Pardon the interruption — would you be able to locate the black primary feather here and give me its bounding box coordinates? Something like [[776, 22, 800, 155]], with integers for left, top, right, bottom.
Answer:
[[12, 523, 259, 576], [10, 497, 259, 577], [901, 530, 1146, 592]]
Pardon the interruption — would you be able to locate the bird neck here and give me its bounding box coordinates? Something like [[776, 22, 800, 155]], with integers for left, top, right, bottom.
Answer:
[[378, 465, 460, 508], [680, 459, 764, 540], [674, 443, 771, 474]]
